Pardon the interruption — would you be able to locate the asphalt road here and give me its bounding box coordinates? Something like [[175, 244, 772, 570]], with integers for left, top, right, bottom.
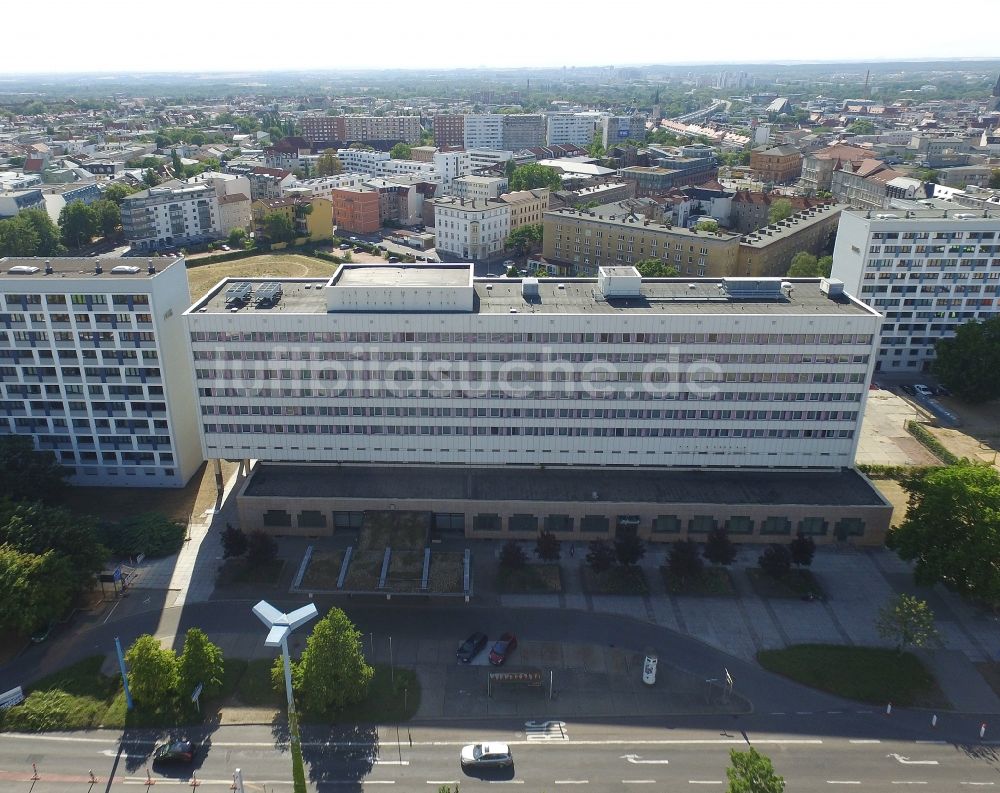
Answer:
[[1, 719, 997, 792]]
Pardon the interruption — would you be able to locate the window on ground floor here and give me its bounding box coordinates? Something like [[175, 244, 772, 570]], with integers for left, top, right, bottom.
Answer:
[[298, 510, 326, 529], [581, 514, 610, 534], [333, 511, 364, 530], [509, 513, 538, 533], [263, 509, 291, 528], [760, 516, 792, 536], [798, 516, 828, 536], [652, 515, 681, 534], [834, 517, 865, 540], [473, 513, 501, 532], [545, 514, 574, 533], [688, 515, 718, 533], [726, 515, 754, 535]]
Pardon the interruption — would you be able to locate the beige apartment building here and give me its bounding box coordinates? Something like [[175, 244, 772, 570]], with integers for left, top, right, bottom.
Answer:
[[543, 205, 741, 277], [736, 203, 845, 277], [500, 188, 549, 231]]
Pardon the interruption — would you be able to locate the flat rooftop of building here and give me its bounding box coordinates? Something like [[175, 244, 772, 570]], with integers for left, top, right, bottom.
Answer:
[[242, 464, 887, 507], [188, 271, 875, 317], [843, 207, 1000, 221], [1, 256, 182, 281]]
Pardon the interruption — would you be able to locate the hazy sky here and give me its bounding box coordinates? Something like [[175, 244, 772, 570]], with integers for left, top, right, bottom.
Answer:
[[4, 0, 999, 74]]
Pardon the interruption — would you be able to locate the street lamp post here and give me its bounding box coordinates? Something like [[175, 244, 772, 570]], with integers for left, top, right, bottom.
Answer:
[[251, 600, 318, 716]]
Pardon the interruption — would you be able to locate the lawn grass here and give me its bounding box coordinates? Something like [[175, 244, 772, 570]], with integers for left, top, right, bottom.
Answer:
[[306, 665, 419, 724], [342, 550, 385, 590], [299, 550, 346, 590], [758, 644, 950, 708], [661, 566, 737, 596], [0, 656, 119, 731], [386, 550, 426, 592], [496, 564, 563, 594], [747, 567, 826, 599], [217, 557, 285, 587], [186, 254, 338, 302], [427, 552, 465, 593], [581, 565, 649, 595]]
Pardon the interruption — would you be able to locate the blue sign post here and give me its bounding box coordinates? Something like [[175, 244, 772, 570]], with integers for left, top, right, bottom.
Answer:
[[115, 637, 133, 711]]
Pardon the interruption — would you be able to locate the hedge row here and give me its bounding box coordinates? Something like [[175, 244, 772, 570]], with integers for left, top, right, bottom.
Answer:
[[857, 463, 935, 481], [904, 421, 961, 465]]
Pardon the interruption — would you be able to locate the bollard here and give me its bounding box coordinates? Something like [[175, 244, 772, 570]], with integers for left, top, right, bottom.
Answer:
[[31, 763, 39, 781], [982, 722, 988, 739], [145, 764, 155, 785], [931, 714, 937, 728], [886, 702, 892, 715], [89, 769, 98, 783]]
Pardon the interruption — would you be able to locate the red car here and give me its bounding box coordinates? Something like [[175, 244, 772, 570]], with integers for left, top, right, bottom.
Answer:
[[489, 632, 517, 665]]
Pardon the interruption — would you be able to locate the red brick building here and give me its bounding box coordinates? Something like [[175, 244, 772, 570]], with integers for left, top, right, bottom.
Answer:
[[332, 187, 381, 234]]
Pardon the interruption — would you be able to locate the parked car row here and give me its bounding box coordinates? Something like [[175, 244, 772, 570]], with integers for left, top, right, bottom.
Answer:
[[456, 631, 518, 665]]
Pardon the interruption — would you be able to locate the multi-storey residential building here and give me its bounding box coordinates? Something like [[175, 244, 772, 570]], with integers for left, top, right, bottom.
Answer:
[[601, 115, 646, 148], [0, 189, 44, 218], [335, 148, 391, 175], [463, 115, 505, 150], [451, 175, 508, 201], [502, 114, 546, 150], [620, 162, 716, 197], [433, 115, 465, 148], [252, 196, 333, 243], [736, 203, 845, 277], [730, 192, 831, 234], [831, 208, 1000, 372], [467, 149, 514, 171], [432, 150, 472, 191], [299, 116, 346, 143], [263, 137, 312, 172], [364, 178, 424, 227], [187, 171, 252, 202], [431, 197, 510, 260], [301, 116, 421, 145], [286, 174, 367, 202], [546, 112, 604, 146], [830, 160, 914, 210], [543, 203, 741, 277], [799, 144, 872, 194], [121, 182, 221, 251], [0, 256, 201, 486], [499, 188, 549, 231], [749, 145, 803, 184], [244, 167, 296, 201], [217, 193, 252, 237], [331, 187, 381, 234], [185, 264, 889, 544]]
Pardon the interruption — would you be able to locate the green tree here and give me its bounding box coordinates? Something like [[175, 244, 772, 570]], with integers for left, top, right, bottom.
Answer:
[[227, 227, 249, 249], [143, 169, 161, 187], [155, 134, 171, 149], [390, 143, 412, 160], [504, 159, 517, 180], [789, 531, 816, 567], [263, 212, 296, 243], [504, 223, 544, 256], [171, 149, 183, 175], [931, 315, 1000, 402], [614, 525, 646, 567], [990, 169, 1000, 189], [58, 201, 97, 249], [0, 436, 68, 501], [587, 131, 605, 159], [221, 523, 248, 558], [876, 594, 938, 653], [0, 544, 74, 635], [316, 150, 343, 176], [786, 252, 823, 277], [768, 199, 794, 224], [586, 539, 616, 573], [102, 182, 135, 206], [704, 528, 737, 567], [289, 607, 374, 715], [726, 747, 785, 793], [0, 215, 41, 257], [635, 259, 680, 277], [817, 255, 833, 276], [125, 634, 179, 710], [535, 530, 561, 562], [886, 462, 1000, 604], [19, 208, 63, 255], [500, 539, 528, 570], [694, 219, 719, 233], [509, 163, 562, 192], [246, 530, 278, 568], [758, 544, 792, 579], [178, 628, 225, 698], [91, 200, 121, 238], [668, 539, 704, 583], [846, 120, 876, 135], [914, 168, 940, 183]]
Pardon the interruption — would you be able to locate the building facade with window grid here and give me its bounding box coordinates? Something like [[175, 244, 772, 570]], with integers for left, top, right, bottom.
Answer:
[[831, 208, 1000, 371], [185, 264, 880, 473], [0, 257, 202, 486]]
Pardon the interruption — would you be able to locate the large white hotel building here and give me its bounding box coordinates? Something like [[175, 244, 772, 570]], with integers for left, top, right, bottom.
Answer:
[[832, 207, 1000, 372], [0, 256, 202, 486]]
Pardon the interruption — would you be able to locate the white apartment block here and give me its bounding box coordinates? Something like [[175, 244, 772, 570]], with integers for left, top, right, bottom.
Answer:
[[467, 149, 514, 171], [120, 182, 221, 251], [186, 171, 251, 200], [546, 112, 604, 146], [0, 256, 202, 487], [184, 266, 879, 471], [287, 174, 367, 201], [831, 208, 1000, 371], [463, 115, 505, 150], [451, 175, 508, 201], [375, 159, 440, 184], [431, 198, 510, 260], [335, 148, 391, 175], [433, 150, 472, 192]]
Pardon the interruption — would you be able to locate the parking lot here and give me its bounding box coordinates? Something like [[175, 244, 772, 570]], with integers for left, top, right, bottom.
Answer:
[[855, 386, 939, 467]]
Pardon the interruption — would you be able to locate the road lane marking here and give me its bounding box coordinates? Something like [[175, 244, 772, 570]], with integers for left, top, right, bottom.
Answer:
[[960, 784, 996, 787], [887, 753, 939, 765], [426, 783, 458, 786], [915, 740, 946, 745], [795, 711, 813, 715], [621, 781, 657, 785], [770, 712, 785, 715], [622, 754, 669, 764], [849, 739, 881, 744], [487, 781, 524, 784], [373, 760, 410, 765], [525, 720, 569, 742], [688, 781, 724, 785], [891, 782, 927, 785], [554, 781, 589, 784], [826, 711, 843, 715], [827, 782, 862, 785]]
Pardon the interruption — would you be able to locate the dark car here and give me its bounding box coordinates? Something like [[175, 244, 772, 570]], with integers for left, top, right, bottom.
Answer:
[[457, 631, 488, 663], [152, 738, 198, 765], [489, 632, 517, 665], [900, 384, 917, 396]]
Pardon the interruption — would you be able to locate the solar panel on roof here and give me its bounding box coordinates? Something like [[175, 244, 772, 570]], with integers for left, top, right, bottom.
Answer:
[[254, 282, 283, 306], [225, 282, 252, 303]]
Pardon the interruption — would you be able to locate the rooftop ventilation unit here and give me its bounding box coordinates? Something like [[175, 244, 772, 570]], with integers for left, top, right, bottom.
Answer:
[[598, 266, 642, 298], [225, 282, 253, 305], [720, 277, 786, 300], [820, 277, 845, 298], [7, 265, 40, 275], [875, 213, 899, 219], [954, 213, 976, 219], [521, 277, 539, 300], [254, 282, 283, 307], [111, 265, 141, 274]]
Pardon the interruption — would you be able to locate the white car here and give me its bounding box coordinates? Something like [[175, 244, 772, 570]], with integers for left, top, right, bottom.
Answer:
[[460, 742, 513, 769], [914, 384, 933, 397]]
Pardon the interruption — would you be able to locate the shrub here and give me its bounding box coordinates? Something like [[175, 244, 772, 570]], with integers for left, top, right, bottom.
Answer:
[[499, 539, 528, 570], [789, 531, 816, 567], [585, 539, 616, 573], [905, 421, 960, 465], [2, 689, 80, 732], [246, 530, 278, 568], [613, 526, 646, 566], [101, 512, 185, 557], [758, 544, 792, 579], [534, 530, 561, 561], [221, 523, 248, 558], [704, 527, 737, 567], [667, 539, 703, 582]]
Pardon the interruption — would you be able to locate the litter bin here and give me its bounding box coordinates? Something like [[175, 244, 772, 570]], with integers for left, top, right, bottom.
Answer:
[[642, 650, 658, 686]]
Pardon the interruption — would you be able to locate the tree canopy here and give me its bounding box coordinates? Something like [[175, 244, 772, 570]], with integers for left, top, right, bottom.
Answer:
[[509, 163, 562, 192], [931, 315, 1000, 402], [0, 436, 68, 501], [768, 199, 794, 224], [390, 143, 412, 160], [126, 634, 180, 710], [263, 211, 296, 243], [635, 259, 680, 277], [316, 151, 343, 176], [0, 544, 74, 635], [504, 223, 543, 256], [846, 120, 876, 135], [876, 594, 938, 652], [178, 628, 225, 698], [786, 252, 833, 278], [726, 747, 785, 793], [0, 208, 64, 258], [886, 462, 1000, 605]]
